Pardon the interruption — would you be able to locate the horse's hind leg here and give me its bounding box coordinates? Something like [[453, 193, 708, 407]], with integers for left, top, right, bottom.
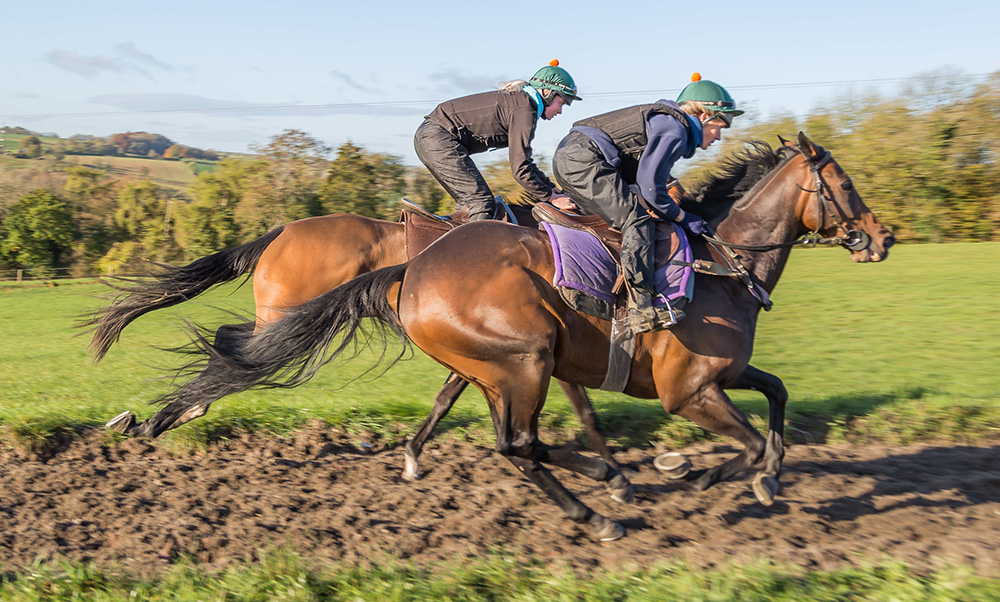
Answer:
[[402, 372, 469, 481], [489, 374, 626, 541], [670, 384, 766, 494], [728, 364, 787, 505], [107, 322, 255, 438]]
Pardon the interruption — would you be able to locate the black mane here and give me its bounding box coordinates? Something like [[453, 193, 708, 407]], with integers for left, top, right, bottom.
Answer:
[[680, 141, 797, 221]]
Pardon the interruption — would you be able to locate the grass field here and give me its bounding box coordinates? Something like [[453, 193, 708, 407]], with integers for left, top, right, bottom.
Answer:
[[1, 241, 998, 451], [2, 241, 998, 599], [0, 131, 217, 189], [1, 552, 995, 601]]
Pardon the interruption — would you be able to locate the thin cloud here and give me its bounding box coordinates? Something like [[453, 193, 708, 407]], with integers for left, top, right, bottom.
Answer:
[[114, 42, 175, 72], [45, 44, 175, 79], [46, 50, 126, 79], [330, 70, 375, 94]]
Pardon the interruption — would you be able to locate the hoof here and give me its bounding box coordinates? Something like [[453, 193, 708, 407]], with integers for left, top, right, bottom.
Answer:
[[589, 515, 625, 542], [752, 473, 780, 507], [106, 411, 136, 435], [654, 452, 691, 479], [606, 474, 635, 505], [402, 450, 421, 482]]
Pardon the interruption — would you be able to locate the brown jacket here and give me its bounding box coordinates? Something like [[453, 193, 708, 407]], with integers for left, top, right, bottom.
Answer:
[[426, 89, 555, 201]]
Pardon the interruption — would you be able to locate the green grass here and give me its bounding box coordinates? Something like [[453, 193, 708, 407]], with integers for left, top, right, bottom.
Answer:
[[1, 242, 998, 451], [1, 549, 997, 602]]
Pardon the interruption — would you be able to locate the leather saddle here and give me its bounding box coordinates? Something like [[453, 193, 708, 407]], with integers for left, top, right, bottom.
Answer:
[[531, 202, 623, 256], [399, 198, 475, 260]]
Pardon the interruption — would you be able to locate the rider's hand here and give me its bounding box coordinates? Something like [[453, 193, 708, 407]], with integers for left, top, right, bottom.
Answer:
[[549, 193, 577, 212], [676, 212, 709, 237]]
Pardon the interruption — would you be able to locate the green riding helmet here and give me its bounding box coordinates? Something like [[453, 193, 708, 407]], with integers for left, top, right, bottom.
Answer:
[[529, 59, 582, 105], [676, 73, 743, 127]]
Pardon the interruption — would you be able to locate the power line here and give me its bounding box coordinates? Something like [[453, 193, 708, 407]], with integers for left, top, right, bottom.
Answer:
[[1, 73, 993, 120]]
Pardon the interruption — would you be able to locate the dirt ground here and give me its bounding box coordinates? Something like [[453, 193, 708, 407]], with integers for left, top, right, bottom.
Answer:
[[1, 425, 998, 575]]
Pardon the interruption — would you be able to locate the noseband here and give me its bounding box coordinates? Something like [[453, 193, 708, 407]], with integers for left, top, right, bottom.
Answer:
[[804, 150, 870, 252]]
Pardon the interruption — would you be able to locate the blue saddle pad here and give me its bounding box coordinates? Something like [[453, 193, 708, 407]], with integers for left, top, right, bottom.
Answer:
[[540, 221, 694, 307]]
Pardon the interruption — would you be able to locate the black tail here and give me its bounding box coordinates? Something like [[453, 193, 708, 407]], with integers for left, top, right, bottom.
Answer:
[[83, 226, 285, 362], [152, 263, 409, 410]]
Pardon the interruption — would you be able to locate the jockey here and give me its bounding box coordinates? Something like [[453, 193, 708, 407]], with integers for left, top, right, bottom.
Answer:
[[414, 60, 580, 221], [552, 73, 743, 334]]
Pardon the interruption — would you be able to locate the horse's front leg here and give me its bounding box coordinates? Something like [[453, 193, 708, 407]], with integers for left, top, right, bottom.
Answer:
[[556, 380, 633, 475], [727, 364, 787, 505], [402, 372, 468, 481]]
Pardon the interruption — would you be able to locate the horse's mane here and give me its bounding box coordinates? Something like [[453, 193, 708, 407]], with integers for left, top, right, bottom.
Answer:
[[680, 141, 797, 221]]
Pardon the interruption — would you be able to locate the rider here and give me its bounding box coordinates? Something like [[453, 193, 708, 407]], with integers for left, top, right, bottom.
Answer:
[[414, 60, 580, 221], [552, 73, 743, 334]]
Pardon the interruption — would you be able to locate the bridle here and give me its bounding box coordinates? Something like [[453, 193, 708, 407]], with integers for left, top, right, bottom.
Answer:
[[702, 146, 870, 253], [801, 149, 871, 252], [695, 145, 871, 310]]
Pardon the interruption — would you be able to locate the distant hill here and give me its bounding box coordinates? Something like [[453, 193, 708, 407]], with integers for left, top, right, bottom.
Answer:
[[0, 126, 223, 162]]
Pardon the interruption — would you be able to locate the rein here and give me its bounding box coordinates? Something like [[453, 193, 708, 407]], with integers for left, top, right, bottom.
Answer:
[[687, 146, 869, 310]]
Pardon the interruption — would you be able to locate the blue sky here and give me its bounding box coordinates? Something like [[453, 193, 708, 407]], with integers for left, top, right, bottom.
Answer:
[[2, 0, 997, 165]]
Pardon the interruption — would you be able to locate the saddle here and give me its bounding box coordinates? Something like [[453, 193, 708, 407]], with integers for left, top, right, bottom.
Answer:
[[531, 202, 623, 256], [399, 197, 519, 259]]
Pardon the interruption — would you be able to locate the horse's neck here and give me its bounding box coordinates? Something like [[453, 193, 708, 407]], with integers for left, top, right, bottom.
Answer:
[[712, 161, 808, 294]]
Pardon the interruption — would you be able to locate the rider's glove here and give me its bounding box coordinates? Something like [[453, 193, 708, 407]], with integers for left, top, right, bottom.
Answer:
[[676, 212, 709, 237]]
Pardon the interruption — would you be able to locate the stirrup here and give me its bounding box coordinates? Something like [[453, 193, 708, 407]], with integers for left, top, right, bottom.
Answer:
[[628, 292, 685, 334]]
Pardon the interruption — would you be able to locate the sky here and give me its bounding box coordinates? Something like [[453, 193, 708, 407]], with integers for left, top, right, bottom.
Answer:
[[2, 0, 998, 167]]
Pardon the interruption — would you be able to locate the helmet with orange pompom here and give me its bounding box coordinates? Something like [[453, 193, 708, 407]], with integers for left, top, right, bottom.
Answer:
[[529, 59, 582, 105], [676, 72, 743, 127]]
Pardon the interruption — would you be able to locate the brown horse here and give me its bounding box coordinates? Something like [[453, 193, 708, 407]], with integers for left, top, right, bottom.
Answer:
[[138, 132, 893, 540], [85, 204, 623, 481]]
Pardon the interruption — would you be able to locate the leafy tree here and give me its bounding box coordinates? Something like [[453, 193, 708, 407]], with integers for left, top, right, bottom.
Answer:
[[104, 181, 181, 266], [62, 166, 119, 271], [406, 168, 449, 214], [320, 142, 406, 219], [176, 158, 263, 257], [20, 136, 42, 159], [1, 189, 74, 272]]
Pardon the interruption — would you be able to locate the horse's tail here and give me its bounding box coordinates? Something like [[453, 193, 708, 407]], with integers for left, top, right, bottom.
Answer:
[[152, 263, 409, 409], [83, 226, 285, 362]]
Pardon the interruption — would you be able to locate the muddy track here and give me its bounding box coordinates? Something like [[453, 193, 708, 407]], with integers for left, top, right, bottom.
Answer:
[[1, 427, 998, 575]]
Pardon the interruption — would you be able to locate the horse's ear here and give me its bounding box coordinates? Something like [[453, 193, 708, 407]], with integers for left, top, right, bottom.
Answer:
[[777, 134, 793, 147], [797, 131, 819, 158]]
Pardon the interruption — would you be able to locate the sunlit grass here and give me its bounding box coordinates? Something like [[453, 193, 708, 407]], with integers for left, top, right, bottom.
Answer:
[[0, 549, 996, 602]]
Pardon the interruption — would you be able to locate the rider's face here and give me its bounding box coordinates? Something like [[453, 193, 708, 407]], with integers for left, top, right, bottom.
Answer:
[[700, 118, 725, 149], [543, 95, 567, 120]]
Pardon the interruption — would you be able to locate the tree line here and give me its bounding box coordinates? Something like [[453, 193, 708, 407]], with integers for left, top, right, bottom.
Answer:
[[1, 129, 220, 161], [1, 70, 997, 278]]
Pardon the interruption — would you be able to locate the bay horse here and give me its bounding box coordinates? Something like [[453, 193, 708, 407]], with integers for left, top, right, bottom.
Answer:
[[133, 132, 894, 540], [84, 204, 623, 481]]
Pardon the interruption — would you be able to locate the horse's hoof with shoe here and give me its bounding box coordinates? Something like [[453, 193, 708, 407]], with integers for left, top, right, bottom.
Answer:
[[588, 514, 625, 542], [752, 473, 780, 506], [654, 452, 691, 479], [106, 411, 136, 435], [605, 473, 635, 504], [402, 450, 421, 482]]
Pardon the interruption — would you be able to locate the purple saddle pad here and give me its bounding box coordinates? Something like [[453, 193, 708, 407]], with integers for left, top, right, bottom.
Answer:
[[540, 221, 694, 307]]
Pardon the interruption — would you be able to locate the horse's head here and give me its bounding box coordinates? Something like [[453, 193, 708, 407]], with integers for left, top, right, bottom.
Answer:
[[782, 132, 895, 262]]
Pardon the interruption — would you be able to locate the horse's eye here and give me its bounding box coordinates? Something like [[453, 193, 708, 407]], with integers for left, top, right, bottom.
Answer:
[[841, 180, 853, 191]]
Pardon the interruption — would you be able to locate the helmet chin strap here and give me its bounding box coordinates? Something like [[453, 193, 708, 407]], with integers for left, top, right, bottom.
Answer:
[[523, 85, 546, 118]]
